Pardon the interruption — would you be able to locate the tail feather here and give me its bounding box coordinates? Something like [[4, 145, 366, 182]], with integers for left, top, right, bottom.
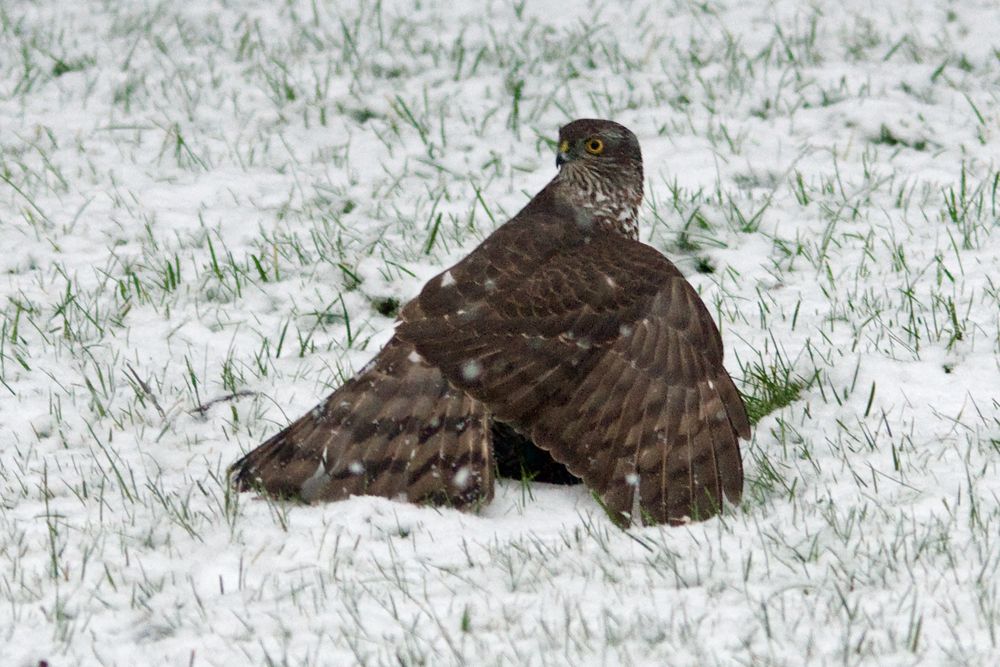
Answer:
[[230, 337, 493, 509]]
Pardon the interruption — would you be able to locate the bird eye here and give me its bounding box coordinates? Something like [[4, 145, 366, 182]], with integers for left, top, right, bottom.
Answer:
[[585, 138, 604, 155]]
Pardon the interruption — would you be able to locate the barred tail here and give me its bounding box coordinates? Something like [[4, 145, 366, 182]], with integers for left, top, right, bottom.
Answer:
[[230, 337, 493, 509]]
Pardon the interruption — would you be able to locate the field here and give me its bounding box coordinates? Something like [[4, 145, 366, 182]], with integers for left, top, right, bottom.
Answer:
[[2, 0, 999, 664]]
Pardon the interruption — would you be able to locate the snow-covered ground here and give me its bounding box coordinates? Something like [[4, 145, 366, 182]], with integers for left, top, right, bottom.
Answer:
[[2, 0, 999, 664]]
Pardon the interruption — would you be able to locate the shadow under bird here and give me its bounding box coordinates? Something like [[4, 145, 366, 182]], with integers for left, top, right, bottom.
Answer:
[[231, 118, 751, 526]]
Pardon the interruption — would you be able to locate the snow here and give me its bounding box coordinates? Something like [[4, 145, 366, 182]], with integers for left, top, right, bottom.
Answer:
[[1, 0, 999, 665], [452, 466, 471, 489], [461, 360, 483, 382]]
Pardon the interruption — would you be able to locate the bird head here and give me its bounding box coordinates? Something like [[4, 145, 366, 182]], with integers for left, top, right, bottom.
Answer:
[[551, 119, 644, 239], [555, 119, 642, 172]]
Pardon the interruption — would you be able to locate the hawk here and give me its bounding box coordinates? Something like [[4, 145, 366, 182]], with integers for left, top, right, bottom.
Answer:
[[231, 119, 750, 526]]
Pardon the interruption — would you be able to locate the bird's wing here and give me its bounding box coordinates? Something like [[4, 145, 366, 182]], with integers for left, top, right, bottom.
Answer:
[[230, 337, 493, 509], [397, 234, 749, 526]]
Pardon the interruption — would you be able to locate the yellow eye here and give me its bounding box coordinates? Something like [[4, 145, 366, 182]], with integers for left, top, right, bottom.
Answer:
[[559, 140, 570, 153], [584, 138, 604, 155]]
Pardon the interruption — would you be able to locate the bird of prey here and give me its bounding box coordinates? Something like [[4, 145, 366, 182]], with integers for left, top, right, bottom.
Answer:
[[231, 119, 750, 526]]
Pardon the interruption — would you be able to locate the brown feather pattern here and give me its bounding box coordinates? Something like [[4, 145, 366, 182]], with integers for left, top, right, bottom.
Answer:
[[231, 118, 749, 526], [230, 337, 493, 509]]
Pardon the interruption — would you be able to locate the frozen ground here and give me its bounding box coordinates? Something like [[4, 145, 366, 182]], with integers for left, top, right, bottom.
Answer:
[[2, 0, 999, 664]]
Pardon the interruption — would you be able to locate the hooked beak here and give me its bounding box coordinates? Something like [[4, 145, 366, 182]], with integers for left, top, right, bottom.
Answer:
[[556, 140, 570, 168]]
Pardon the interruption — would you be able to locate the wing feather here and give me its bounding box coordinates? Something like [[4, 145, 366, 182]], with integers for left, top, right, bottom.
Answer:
[[398, 231, 749, 525], [230, 337, 493, 509]]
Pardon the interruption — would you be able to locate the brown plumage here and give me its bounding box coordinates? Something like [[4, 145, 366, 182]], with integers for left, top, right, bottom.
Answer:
[[231, 337, 493, 508], [231, 118, 750, 526]]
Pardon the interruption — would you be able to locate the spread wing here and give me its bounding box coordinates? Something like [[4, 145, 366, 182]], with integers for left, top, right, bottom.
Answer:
[[230, 337, 493, 509], [397, 232, 749, 526]]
